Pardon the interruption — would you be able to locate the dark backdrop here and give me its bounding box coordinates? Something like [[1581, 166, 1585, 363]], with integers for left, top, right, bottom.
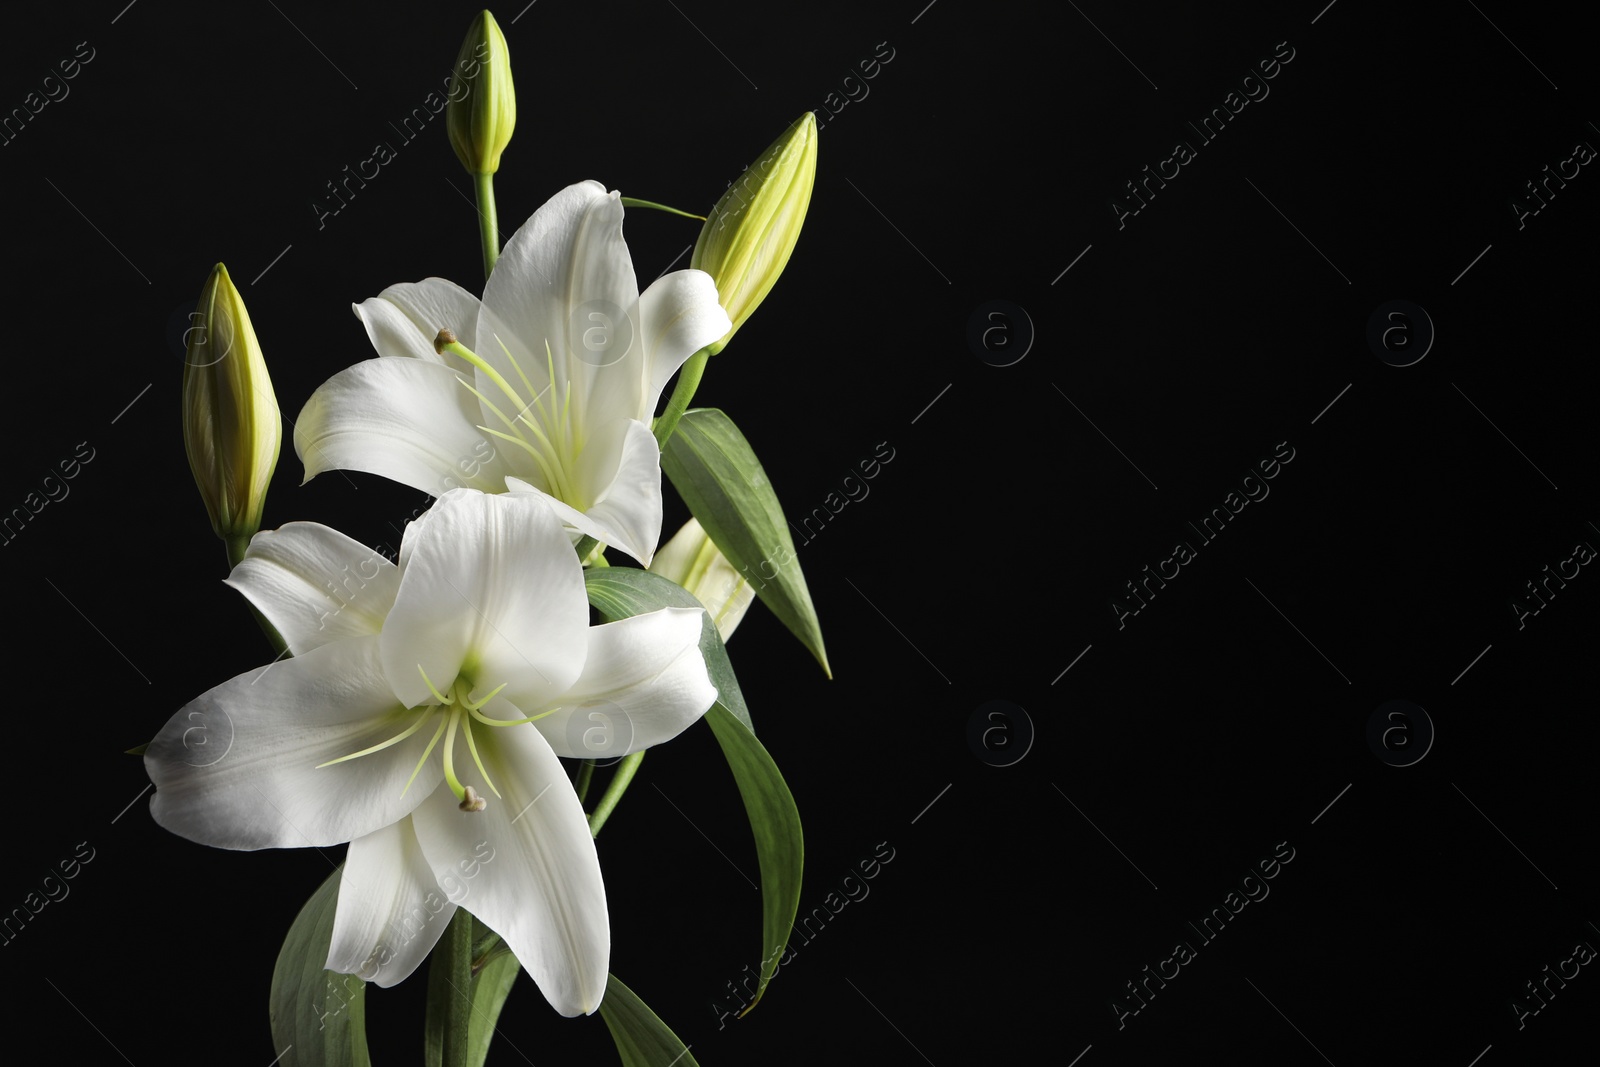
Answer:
[[3, 1, 1596, 1064]]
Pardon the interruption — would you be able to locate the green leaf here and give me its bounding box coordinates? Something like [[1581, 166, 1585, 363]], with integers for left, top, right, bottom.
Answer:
[[598, 974, 700, 1067], [582, 567, 803, 1013], [584, 567, 751, 732], [703, 703, 803, 1013], [465, 952, 519, 1067], [269, 866, 371, 1067], [661, 407, 830, 677]]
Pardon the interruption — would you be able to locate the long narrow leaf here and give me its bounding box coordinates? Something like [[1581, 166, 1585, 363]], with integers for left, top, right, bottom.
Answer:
[[661, 407, 829, 676], [703, 703, 803, 1011], [599, 974, 700, 1067], [584, 567, 803, 1010], [465, 953, 520, 1067]]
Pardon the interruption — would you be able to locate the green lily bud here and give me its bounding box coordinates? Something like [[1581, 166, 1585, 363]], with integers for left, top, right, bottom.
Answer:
[[649, 518, 755, 641], [182, 263, 281, 563], [447, 9, 516, 175], [692, 112, 817, 355]]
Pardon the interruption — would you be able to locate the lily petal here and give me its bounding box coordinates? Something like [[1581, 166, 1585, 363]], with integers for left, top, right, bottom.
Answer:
[[531, 607, 716, 759], [145, 636, 440, 850], [353, 278, 483, 375], [480, 182, 644, 430], [380, 490, 587, 709], [326, 812, 457, 987], [411, 717, 608, 1016], [226, 522, 400, 655], [638, 268, 732, 416], [296, 356, 507, 496], [515, 417, 662, 566]]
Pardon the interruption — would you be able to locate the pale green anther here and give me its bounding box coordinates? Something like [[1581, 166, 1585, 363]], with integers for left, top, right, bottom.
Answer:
[[692, 112, 818, 355], [182, 263, 282, 558], [448, 10, 516, 176]]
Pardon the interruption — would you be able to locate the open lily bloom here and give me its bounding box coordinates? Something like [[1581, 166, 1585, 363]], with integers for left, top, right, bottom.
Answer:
[[144, 489, 716, 1015], [293, 181, 732, 566]]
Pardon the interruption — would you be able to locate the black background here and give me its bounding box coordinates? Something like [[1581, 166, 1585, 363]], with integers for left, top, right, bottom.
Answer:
[[3, 1, 1596, 1064]]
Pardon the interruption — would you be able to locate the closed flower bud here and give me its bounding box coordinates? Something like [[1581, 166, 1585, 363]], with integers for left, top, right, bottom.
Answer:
[[182, 263, 281, 558], [692, 112, 817, 355], [448, 10, 516, 175], [649, 518, 755, 641]]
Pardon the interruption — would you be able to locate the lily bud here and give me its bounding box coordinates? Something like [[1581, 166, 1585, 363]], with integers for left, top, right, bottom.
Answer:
[[447, 9, 516, 175], [649, 518, 755, 641], [692, 112, 817, 354], [182, 263, 281, 558]]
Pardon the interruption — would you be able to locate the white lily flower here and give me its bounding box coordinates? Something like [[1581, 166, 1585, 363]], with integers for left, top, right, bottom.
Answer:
[[293, 181, 732, 566], [143, 488, 716, 1016]]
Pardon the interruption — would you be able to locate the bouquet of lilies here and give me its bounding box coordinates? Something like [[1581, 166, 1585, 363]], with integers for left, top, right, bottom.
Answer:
[[140, 11, 822, 1065]]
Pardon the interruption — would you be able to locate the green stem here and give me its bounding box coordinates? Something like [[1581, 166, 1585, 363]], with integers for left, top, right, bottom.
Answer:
[[469, 917, 505, 976], [574, 759, 596, 805], [652, 347, 711, 449], [618, 197, 707, 221], [587, 752, 645, 837], [475, 170, 499, 280], [575, 537, 609, 567], [425, 909, 475, 1067]]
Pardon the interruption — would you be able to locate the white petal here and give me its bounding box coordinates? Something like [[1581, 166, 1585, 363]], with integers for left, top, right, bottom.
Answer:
[[481, 183, 647, 430], [225, 523, 400, 656], [482, 181, 636, 376], [467, 301, 559, 494], [354, 278, 484, 374], [326, 813, 456, 986], [145, 636, 441, 850], [296, 357, 508, 497], [381, 490, 588, 710], [532, 607, 715, 759], [638, 269, 732, 415], [541, 418, 663, 567], [411, 720, 608, 1017]]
